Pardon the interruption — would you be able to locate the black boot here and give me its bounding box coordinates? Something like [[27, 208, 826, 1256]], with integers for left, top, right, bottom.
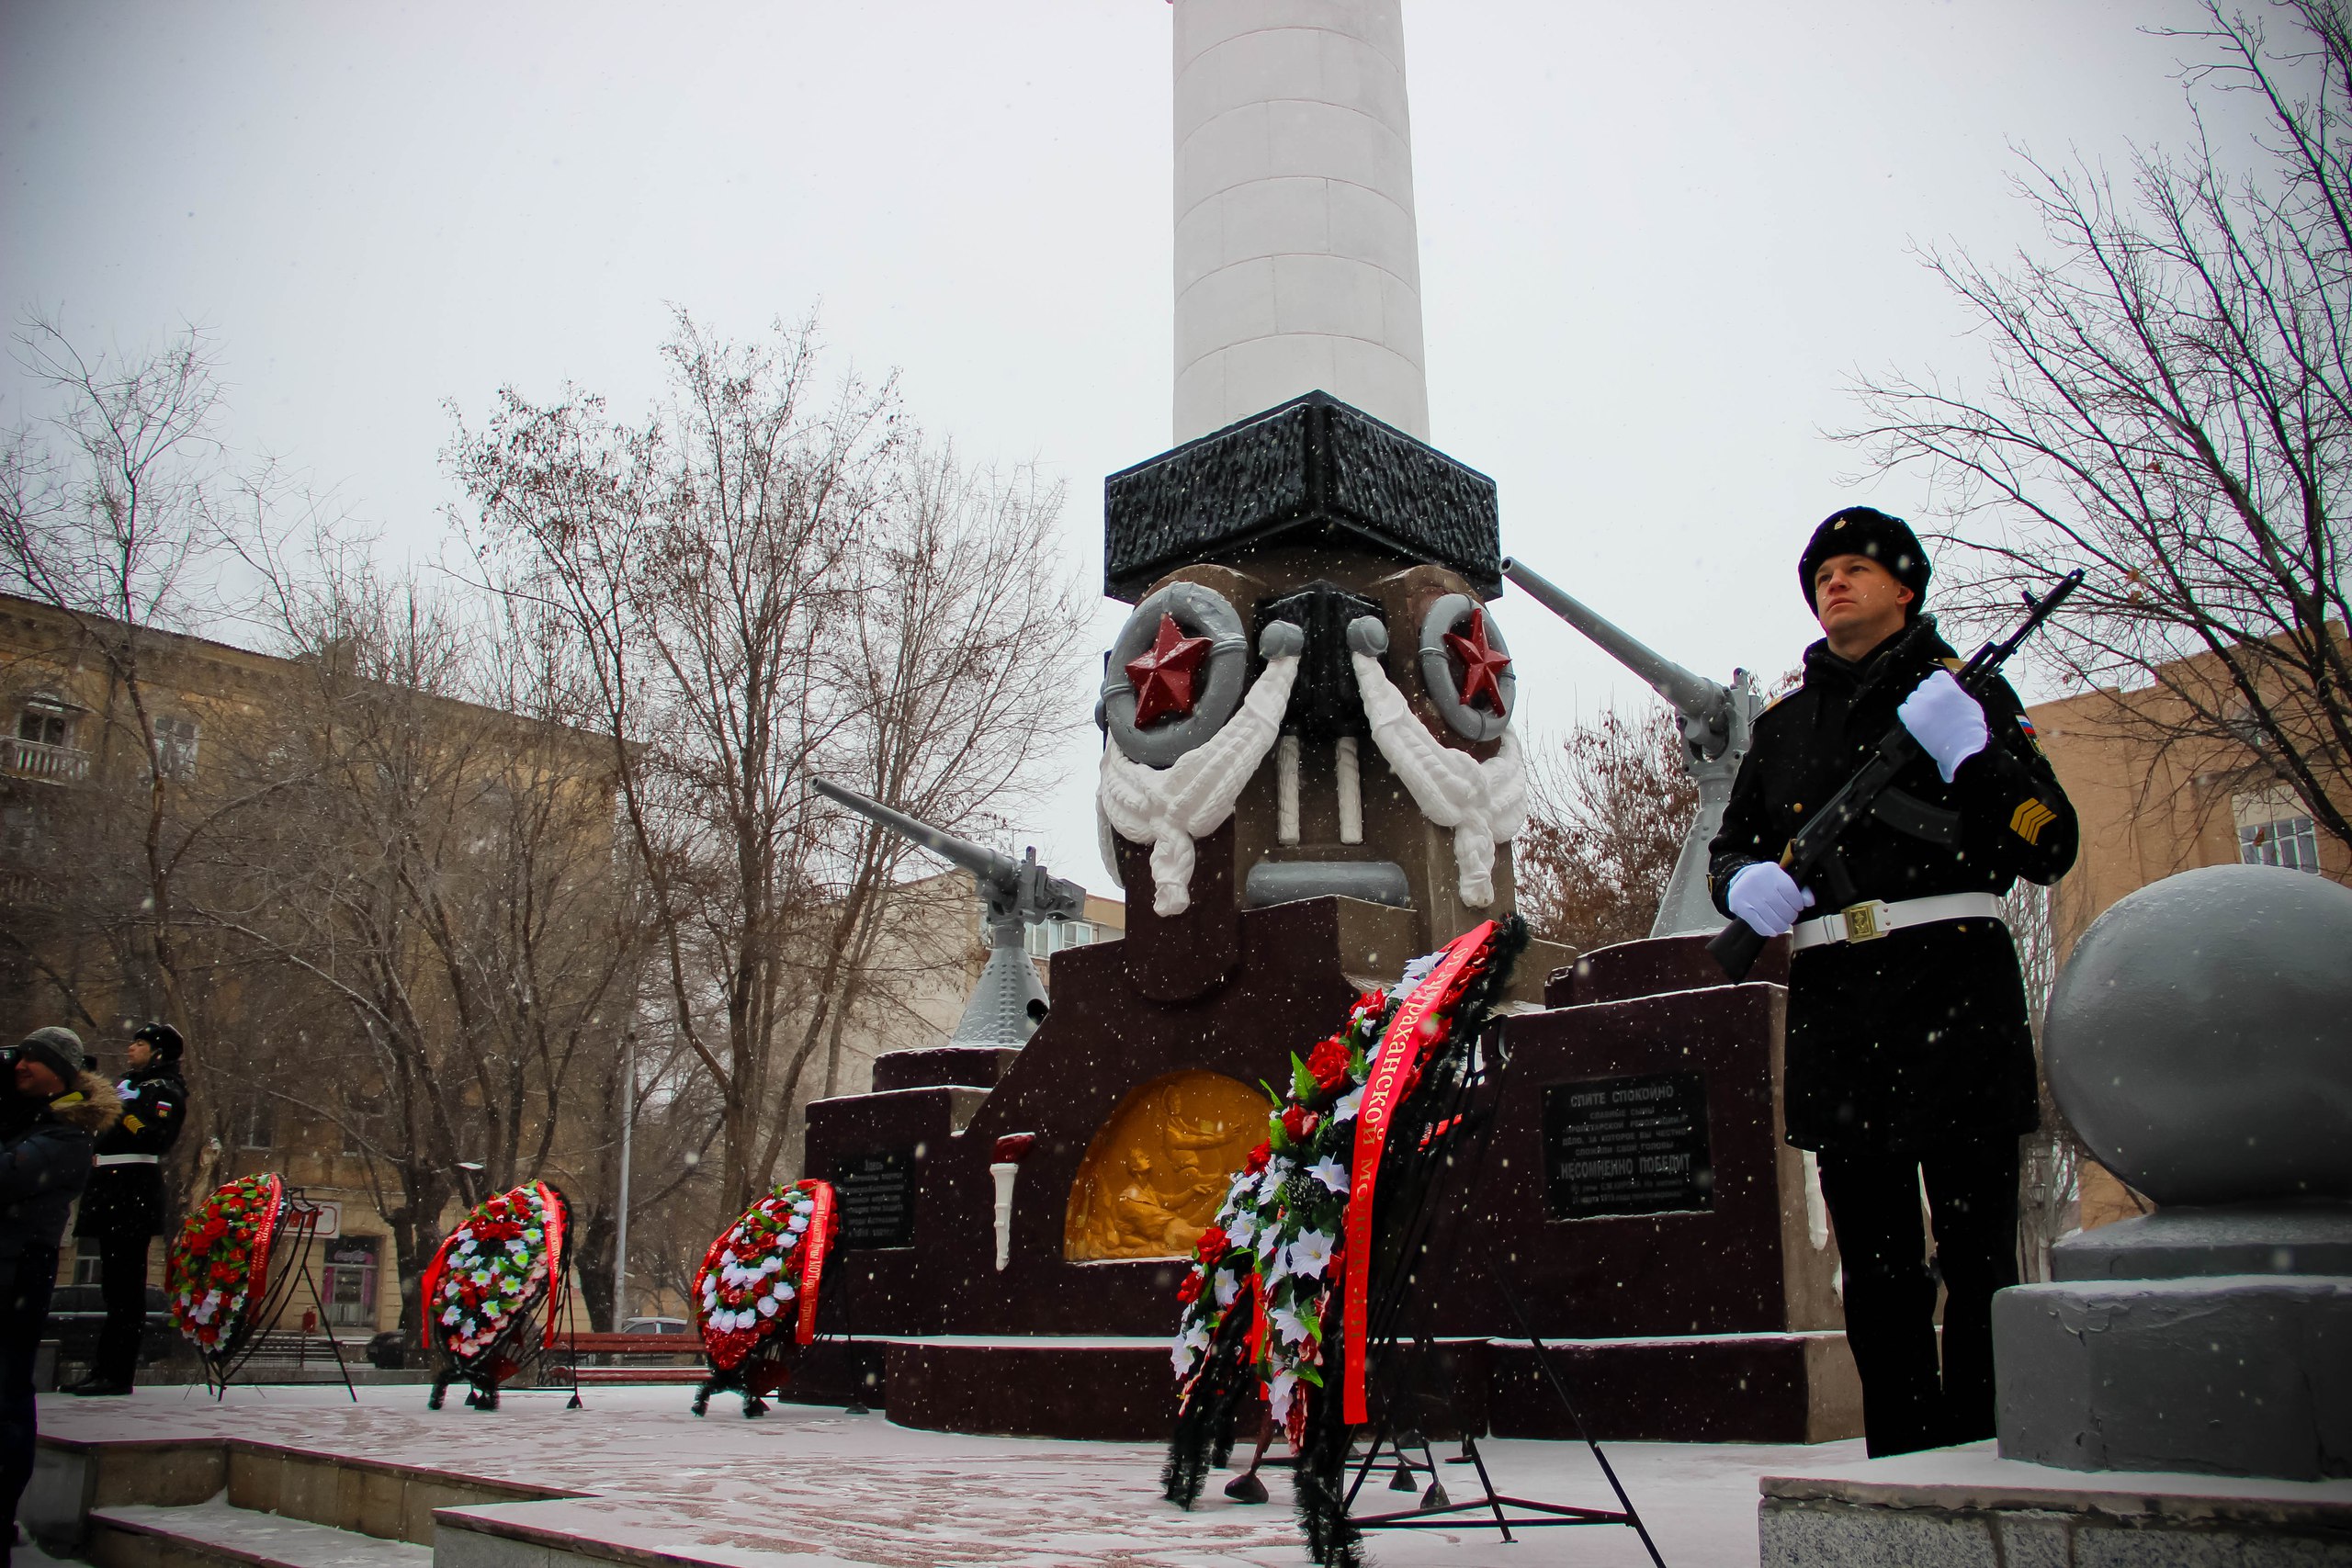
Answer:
[[67, 1378, 132, 1396], [1222, 1471, 1270, 1504]]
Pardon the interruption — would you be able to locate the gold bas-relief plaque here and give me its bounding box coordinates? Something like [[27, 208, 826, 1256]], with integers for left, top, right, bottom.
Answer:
[[1064, 1072, 1271, 1261]]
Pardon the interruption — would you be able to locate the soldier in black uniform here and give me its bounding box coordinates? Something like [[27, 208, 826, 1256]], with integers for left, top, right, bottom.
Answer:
[[1708, 508, 2077, 1457], [64, 1021, 187, 1396]]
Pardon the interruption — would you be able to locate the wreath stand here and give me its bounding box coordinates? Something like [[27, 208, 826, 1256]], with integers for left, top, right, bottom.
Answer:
[[428, 1283, 582, 1413], [692, 1258, 856, 1419], [198, 1190, 356, 1403], [1328, 1021, 1667, 1565], [692, 1337, 798, 1418]]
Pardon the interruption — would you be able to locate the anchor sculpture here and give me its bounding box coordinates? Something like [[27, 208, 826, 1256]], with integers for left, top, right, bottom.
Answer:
[[1502, 557, 1763, 938], [811, 778, 1086, 1047]]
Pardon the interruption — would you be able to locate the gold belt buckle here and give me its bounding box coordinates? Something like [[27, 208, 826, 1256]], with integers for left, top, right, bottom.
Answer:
[[1842, 900, 1893, 942]]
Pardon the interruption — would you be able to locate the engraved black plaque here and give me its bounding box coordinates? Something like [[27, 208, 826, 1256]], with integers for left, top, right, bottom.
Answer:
[[832, 1146, 917, 1249], [1543, 1072, 1713, 1220]]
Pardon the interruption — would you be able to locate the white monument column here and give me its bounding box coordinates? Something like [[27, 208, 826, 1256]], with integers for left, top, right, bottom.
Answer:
[[1172, 0, 1430, 445]]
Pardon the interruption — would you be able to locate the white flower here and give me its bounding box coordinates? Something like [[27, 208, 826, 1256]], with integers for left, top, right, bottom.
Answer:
[[441, 1306, 459, 1325], [787, 1214, 808, 1233], [756, 1296, 777, 1317], [1269, 1305, 1311, 1346], [1330, 1086, 1365, 1123], [1225, 1211, 1258, 1250], [776, 1281, 796, 1302], [1268, 1370, 1298, 1425], [1264, 1156, 1295, 1190], [1215, 1271, 1241, 1309], [719, 1249, 737, 1269], [1308, 1157, 1350, 1193], [1287, 1231, 1337, 1280]]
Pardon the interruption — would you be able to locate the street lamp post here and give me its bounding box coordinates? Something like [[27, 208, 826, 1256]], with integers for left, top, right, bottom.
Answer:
[[611, 1029, 636, 1323]]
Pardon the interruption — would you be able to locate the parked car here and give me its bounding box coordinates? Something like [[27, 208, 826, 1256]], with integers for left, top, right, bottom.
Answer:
[[620, 1315, 690, 1336], [365, 1331, 408, 1370], [43, 1283, 175, 1368]]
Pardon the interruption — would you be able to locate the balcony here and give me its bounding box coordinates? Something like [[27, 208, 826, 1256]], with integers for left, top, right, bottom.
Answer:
[[1, 737, 90, 783]]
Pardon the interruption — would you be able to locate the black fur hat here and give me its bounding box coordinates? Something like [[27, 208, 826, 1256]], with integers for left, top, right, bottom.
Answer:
[[132, 1021, 185, 1064], [1800, 507, 1930, 612]]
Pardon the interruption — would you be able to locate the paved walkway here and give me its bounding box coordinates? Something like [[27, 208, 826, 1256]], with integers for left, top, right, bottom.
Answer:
[[42, 1384, 1860, 1566]]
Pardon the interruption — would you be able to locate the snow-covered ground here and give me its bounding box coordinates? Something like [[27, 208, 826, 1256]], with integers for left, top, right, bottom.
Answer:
[[40, 1382, 1860, 1565]]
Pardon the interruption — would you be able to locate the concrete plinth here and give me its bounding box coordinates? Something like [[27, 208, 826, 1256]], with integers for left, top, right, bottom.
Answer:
[[1994, 1276, 2352, 1481], [1760, 1447, 2352, 1566]]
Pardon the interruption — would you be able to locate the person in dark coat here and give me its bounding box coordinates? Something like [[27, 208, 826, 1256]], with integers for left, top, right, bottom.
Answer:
[[65, 1022, 187, 1396], [0, 1027, 119, 1558], [1708, 507, 2078, 1456]]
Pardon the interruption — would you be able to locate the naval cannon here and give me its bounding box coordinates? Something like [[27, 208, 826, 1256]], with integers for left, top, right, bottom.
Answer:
[[1501, 557, 1763, 937], [811, 778, 1085, 1047]]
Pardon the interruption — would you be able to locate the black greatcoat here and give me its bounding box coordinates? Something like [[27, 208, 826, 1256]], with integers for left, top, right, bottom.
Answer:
[[74, 1064, 187, 1240], [1707, 626, 2078, 1154]]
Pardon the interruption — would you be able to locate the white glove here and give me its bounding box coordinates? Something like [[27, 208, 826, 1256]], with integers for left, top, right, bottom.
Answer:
[[1727, 861, 1815, 938], [1898, 669, 1990, 783]]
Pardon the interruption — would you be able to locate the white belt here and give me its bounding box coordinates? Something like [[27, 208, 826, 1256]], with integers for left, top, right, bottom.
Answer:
[[1791, 892, 2004, 952], [94, 1154, 159, 1167]]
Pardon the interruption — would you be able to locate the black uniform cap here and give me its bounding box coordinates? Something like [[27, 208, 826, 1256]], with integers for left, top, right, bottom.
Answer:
[[1800, 507, 1931, 612], [132, 1021, 185, 1063]]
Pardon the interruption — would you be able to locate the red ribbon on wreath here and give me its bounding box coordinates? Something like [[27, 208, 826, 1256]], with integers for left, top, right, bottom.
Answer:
[[1340, 919, 1497, 1426], [794, 1180, 836, 1345]]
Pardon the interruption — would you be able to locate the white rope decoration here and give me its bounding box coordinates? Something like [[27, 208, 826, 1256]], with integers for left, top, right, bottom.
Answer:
[[1349, 646, 1527, 907], [1098, 637, 1301, 916]]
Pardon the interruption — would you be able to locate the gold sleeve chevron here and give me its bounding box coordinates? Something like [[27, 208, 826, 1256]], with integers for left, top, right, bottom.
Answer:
[[2009, 797, 2058, 845]]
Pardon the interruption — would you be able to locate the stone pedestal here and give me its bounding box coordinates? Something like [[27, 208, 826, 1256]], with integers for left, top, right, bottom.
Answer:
[[1434, 932, 1863, 1443], [1996, 1206, 2352, 1481]]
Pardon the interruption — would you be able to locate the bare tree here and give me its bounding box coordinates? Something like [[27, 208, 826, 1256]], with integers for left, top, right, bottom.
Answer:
[[0, 318, 244, 1026], [193, 557, 643, 1336], [454, 310, 1085, 1220], [1845, 0, 2351, 853], [1515, 704, 1700, 953]]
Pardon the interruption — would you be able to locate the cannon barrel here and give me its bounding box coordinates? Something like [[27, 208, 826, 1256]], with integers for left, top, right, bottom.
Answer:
[[814, 778, 1013, 885], [812, 777, 1084, 922], [1502, 556, 1727, 727]]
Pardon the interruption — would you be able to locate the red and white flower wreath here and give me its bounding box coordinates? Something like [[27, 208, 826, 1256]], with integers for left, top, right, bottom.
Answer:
[[694, 1179, 837, 1371]]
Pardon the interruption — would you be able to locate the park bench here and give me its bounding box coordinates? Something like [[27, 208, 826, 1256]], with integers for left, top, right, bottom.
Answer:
[[540, 1331, 706, 1386]]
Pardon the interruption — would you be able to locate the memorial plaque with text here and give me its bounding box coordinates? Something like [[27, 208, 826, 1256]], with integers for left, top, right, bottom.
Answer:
[[1543, 1072, 1713, 1220], [833, 1147, 917, 1249]]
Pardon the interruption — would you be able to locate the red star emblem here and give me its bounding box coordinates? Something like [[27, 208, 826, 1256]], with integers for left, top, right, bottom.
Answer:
[[1125, 613, 1213, 728], [1444, 607, 1512, 714]]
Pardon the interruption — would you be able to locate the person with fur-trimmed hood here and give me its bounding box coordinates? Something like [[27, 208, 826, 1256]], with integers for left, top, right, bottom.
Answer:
[[0, 1027, 119, 1558]]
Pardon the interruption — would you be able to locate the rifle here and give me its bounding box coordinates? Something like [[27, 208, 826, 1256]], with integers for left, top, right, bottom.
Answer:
[[1706, 569, 2084, 982]]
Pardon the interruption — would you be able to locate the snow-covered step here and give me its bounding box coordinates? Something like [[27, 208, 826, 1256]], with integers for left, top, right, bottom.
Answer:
[[88, 1499, 435, 1568]]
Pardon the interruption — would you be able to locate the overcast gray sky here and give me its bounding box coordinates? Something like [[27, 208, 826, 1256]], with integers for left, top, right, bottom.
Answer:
[[2, 0, 2255, 893]]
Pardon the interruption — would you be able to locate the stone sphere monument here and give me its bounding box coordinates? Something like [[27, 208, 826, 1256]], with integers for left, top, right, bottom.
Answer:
[[1996, 863, 2352, 1483], [2044, 863, 2352, 1205]]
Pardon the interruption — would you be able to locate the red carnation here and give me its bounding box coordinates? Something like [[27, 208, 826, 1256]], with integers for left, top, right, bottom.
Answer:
[[1307, 1035, 1351, 1092], [1245, 1141, 1272, 1175], [1196, 1225, 1229, 1267], [1177, 1270, 1204, 1303], [1356, 988, 1387, 1014], [1281, 1104, 1316, 1143]]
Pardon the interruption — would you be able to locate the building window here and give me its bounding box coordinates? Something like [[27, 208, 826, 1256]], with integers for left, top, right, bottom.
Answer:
[[2234, 787, 2324, 874], [321, 1235, 380, 1328], [16, 705, 69, 749], [1026, 919, 1101, 958], [153, 715, 199, 781], [5, 701, 88, 782], [238, 1099, 276, 1150], [73, 1235, 104, 1287]]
